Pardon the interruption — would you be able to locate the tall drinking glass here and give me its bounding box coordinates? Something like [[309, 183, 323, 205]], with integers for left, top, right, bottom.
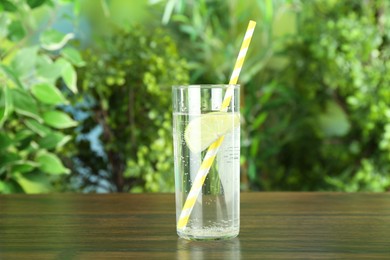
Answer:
[[172, 84, 240, 240]]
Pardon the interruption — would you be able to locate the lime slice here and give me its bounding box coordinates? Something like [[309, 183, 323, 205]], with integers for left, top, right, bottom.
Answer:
[[184, 112, 240, 153]]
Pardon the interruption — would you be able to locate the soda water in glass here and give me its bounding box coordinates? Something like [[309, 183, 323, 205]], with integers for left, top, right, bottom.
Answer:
[[172, 85, 240, 240]]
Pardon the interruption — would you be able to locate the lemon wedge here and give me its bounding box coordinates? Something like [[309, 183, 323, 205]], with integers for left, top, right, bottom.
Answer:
[[184, 112, 240, 153]]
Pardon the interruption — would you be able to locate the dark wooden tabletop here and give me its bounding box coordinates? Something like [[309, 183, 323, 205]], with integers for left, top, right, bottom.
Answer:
[[1, 193, 390, 259]]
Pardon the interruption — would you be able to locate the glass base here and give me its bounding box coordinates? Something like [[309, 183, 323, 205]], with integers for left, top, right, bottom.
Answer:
[[177, 228, 239, 241]]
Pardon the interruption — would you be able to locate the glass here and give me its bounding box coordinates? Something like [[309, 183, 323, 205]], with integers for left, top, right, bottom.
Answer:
[[172, 84, 240, 240]]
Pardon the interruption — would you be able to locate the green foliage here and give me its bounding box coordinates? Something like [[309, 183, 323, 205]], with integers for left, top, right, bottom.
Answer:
[[0, 0, 81, 193], [72, 26, 189, 192], [2, 0, 389, 193], [251, 0, 390, 191]]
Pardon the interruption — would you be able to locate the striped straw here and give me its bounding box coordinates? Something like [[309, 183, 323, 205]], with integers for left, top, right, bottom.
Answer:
[[177, 20, 256, 230]]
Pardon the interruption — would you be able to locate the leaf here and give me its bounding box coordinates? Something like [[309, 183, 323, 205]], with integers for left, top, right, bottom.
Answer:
[[27, 0, 47, 9], [36, 54, 63, 82], [318, 101, 351, 137], [12, 161, 39, 173], [250, 138, 260, 157], [14, 129, 34, 142], [38, 132, 72, 149], [31, 83, 67, 105], [252, 113, 268, 129], [10, 46, 38, 78], [0, 107, 5, 124], [61, 47, 85, 67], [24, 119, 51, 136], [0, 85, 13, 127], [0, 0, 17, 12], [43, 110, 77, 129], [0, 152, 20, 169], [13, 130, 34, 150], [162, 0, 176, 25], [265, 0, 273, 24], [0, 181, 11, 193], [0, 15, 10, 38], [8, 21, 26, 42], [0, 179, 24, 194], [62, 63, 78, 93], [10, 88, 42, 121], [40, 29, 74, 51], [100, 0, 110, 17], [36, 151, 70, 175], [0, 133, 12, 150], [14, 172, 51, 193], [7, 20, 26, 42], [56, 58, 78, 93], [0, 64, 24, 88], [248, 159, 256, 181]]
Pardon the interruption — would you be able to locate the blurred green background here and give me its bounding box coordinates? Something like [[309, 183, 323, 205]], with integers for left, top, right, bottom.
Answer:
[[1, 0, 389, 193]]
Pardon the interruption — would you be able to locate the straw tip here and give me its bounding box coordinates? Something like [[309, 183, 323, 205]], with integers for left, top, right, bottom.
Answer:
[[248, 20, 256, 30]]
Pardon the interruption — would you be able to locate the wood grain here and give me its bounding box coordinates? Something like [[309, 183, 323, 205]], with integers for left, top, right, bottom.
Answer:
[[0, 193, 389, 259]]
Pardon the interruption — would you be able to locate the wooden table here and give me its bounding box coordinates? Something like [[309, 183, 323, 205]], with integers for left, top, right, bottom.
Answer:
[[0, 193, 389, 259]]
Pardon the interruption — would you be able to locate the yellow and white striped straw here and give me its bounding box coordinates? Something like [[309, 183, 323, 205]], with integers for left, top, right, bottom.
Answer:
[[177, 20, 256, 230]]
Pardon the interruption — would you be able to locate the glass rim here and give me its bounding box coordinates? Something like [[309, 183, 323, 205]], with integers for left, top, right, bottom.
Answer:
[[172, 84, 240, 90]]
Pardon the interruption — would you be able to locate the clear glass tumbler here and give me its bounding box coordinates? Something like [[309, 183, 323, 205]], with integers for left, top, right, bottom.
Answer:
[[172, 84, 240, 240]]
